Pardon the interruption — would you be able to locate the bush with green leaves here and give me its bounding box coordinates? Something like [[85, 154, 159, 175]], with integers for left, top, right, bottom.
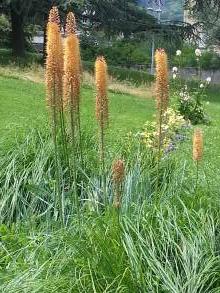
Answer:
[[172, 45, 220, 69], [176, 84, 211, 125], [172, 48, 212, 125]]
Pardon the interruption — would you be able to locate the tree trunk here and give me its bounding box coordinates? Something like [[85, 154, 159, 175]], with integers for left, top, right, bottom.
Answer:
[[10, 6, 25, 57]]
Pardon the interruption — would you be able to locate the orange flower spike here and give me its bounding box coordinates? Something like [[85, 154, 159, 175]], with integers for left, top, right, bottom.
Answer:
[[95, 56, 109, 127], [155, 48, 169, 111], [63, 11, 81, 110]]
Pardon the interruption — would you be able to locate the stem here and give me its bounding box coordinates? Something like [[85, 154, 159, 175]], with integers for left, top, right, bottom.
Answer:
[[197, 58, 201, 81], [156, 107, 163, 195], [76, 101, 84, 168], [70, 81, 80, 222], [59, 101, 69, 170], [99, 112, 107, 206], [51, 77, 63, 224], [195, 160, 199, 192], [100, 123, 105, 174]]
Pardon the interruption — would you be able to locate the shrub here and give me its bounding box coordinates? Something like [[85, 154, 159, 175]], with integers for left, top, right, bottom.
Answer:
[[0, 48, 42, 67], [172, 49, 212, 125]]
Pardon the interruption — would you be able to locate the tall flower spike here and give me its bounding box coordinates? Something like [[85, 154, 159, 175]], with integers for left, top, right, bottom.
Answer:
[[112, 159, 125, 209], [45, 7, 63, 108], [63, 12, 80, 110], [155, 49, 169, 111], [48, 6, 60, 27], [95, 56, 108, 127], [193, 128, 203, 161], [66, 12, 76, 35]]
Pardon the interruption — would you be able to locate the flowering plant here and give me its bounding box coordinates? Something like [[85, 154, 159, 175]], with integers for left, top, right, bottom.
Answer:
[[139, 108, 190, 154], [173, 49, 211, 125]]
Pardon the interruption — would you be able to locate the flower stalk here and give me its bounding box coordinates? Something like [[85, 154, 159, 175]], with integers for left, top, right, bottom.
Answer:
[[95, 56, 109, 173], [63, 11, 81, 214], [95, 56, 109, 205], [45, 6, 64, 222], [155, 49, 169, 194]]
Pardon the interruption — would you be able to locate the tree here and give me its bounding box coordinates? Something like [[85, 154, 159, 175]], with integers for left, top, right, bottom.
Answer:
[[0, 0, 28, 56], [79, 0, 156, 37], [1, 0, 156, 56], [0, 0, 84, 57], [185, 0, 220, 45]]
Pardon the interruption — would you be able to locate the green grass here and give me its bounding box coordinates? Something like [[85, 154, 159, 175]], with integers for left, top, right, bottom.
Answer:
[[0, 76, 46, 150], [0, 75, 155, 152]]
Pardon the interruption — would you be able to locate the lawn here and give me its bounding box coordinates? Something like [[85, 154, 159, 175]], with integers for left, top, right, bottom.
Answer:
[[0, 74, 155, 151]]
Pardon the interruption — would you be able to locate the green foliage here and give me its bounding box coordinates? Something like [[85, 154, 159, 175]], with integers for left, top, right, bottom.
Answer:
[[0, 48, 42, 66], [0, 14, 11, 47], [0, 189, 220, 291], [185, 0, 220, 46], [172, 49, 212, 125], [176, 86, 210, 125], [99, 41, 151, 66], [173, 45, 220, 69], [200, 51, 220, 70], [79, 0, 156, 36], [81, 39, 151, 66], [81, 37, 183, 69]]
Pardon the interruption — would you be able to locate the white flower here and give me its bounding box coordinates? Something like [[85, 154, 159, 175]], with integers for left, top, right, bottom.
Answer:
[[176, 50, 181, 56], [206, 77, 211, 84], [183, 93, 190, 101], [206, 101, 210, 105], [172, 66, 178, 73], [200, 83, 204, 88], [195, 48, 202, 57], [173, 73, 177, 80]]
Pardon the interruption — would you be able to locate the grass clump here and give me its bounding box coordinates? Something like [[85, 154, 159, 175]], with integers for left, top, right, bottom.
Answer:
[[0, 195, 220, 292]]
